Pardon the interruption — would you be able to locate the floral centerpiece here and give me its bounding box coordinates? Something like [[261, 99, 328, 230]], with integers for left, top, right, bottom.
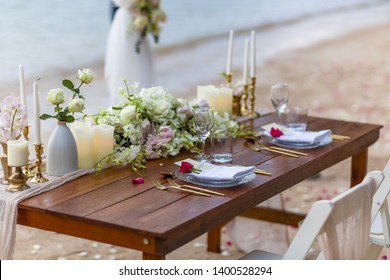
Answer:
[[85, 82, 250, 173], [124, 0, 167, 53]]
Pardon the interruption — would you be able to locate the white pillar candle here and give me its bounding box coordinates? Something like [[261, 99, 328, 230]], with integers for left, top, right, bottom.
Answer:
[[70, 121, 95, 169], [215, 87, 233, 116], [242, 38, 249, 84], [7, 140, 29, 166], [94, 124, 115, 169], [197, 85, 218, 111], [19, 65, 27, 108], [33, 82, 41, 144], [226, 30, 234, 75], [250, 30, 256, 77]]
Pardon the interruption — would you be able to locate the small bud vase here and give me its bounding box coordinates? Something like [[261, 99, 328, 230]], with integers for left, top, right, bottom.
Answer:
[[46, 121, 78, 176]]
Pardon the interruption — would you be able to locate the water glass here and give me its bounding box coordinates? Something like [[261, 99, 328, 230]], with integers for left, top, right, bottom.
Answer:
[[192, 107, 214, 162], [286, 106, 308, 131], [211, 136, 233, 163], [270, 83, 289, 124]]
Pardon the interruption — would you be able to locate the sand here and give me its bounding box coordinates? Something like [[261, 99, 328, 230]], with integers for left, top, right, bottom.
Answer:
[[3, 23, 390, 260]]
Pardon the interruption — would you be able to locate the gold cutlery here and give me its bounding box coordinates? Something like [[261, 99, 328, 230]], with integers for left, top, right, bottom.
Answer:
[[167, 178, 225, 196], [254, 169, 272, 176], [330, 134, 350, 140], [268, 146, 308, 156], [152, 180, 211, 197], [247, 142, 299, 158]]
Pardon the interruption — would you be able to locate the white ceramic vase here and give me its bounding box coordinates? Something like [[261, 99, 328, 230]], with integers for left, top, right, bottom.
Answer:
[[46, 121, 78, 176]]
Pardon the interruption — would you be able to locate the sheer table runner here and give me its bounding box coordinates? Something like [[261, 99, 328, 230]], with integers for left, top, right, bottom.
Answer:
[[0, 168, 94, 259]]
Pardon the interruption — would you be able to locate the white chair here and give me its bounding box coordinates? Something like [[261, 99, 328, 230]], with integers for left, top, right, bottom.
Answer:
[[366, 161, 390, 259], [241, 170, 385, 260]]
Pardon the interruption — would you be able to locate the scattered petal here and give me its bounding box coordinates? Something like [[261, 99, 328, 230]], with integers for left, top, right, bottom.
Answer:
[[78, 251, 89, 257], [91, 242, 99, 248], [32, 244, 41, 251], [94, 254, 101, 260], [193, 242, 206, 248], [108, 248, 118, 254], [221, 250, 230, 257], [132, 177, 145, 184]]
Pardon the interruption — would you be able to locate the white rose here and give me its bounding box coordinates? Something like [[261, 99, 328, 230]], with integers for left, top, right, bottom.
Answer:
[[153, 100, 170, 115], [120, 105, 137, 125], [68, 98, 85, 113], [78, 68, 94, 84], [47, 88, 65, 105], [133, 15, 148, 30]]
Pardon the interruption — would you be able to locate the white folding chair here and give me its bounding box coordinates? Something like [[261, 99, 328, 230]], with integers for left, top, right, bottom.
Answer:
[[366, 160, 390, 259], [241, 170, 384, 260]]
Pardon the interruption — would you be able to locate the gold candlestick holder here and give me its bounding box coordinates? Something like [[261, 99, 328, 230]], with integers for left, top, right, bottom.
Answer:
[[240, 84, 249, 116], [7, 166, 30, 192], [30, 144, 48, 183], [22, 124, 35, 178], [224, 73, 232, 87], [0, 142, 12, 185], [247, 76, 260, 117], [232, 95, 242, 118]]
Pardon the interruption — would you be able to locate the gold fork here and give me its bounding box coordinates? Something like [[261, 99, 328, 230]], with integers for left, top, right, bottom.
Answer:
[[152, 180, 211, 197], [167, 178, 225, 196], [247, 142, 299, 158]]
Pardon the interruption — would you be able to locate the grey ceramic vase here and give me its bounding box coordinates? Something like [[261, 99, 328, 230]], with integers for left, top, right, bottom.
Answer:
[[46, 121, 78, 176]]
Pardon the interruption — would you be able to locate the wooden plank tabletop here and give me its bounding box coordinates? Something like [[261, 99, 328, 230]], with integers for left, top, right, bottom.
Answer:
[[17, 114, 382, 258]]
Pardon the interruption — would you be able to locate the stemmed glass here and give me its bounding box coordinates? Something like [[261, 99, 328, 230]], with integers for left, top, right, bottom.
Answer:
[[192, 107, 214, 162], [270, 83, 289, 124]]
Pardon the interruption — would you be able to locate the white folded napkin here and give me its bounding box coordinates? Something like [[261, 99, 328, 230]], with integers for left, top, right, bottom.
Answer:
[[265, 129, 332, 144], [191, 165, 255, 182]]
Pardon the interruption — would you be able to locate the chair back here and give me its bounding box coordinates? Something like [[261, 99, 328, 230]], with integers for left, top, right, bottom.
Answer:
[[367, 160, 390, 259], [283, 171, 384, 260]]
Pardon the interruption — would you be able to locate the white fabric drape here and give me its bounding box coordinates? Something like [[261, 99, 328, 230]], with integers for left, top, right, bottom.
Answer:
[[105, 1, 154, 106], [318, 178, 375, 259], [0, 169, 94, 260]]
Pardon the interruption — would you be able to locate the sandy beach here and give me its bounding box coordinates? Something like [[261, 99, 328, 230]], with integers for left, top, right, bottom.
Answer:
[[4, 22, 390, 260]]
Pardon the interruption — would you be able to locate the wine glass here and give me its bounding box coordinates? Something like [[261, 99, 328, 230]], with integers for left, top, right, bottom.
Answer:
[[270, 83, 289, 124], [192, 107, 214, 162]]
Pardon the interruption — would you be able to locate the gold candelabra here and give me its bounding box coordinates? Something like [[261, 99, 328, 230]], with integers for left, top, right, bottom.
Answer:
[[0, 142, 12, 185], [224, 73, 232, 87], [247, 76, 260, 117], [30, 144, 48, 183], [22, 124, 35, 178], [7, 166, 30, 192]]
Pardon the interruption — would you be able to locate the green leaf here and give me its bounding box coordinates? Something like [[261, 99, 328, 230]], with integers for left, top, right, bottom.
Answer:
[[39, 114, 53, 120], [74, 88, 80, 94], [62, 79, 74, 91], [64, 115, 75, 123]]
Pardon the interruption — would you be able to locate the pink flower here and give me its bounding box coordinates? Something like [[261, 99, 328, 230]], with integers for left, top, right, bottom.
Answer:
[[270, 127, 283, 137], [179, 161, 201, 173], [131, 177, 144, 184]]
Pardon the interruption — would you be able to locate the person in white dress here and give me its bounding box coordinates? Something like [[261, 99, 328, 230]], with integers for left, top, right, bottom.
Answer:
[[105, 0, 157, 105]]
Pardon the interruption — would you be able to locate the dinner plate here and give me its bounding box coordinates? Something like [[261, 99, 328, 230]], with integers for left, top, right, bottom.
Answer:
[[175, 171, 256, 188], [262, 135, 332, 149]]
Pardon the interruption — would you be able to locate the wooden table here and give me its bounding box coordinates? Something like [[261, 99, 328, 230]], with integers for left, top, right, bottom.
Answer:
[[17, 114, 382, 259]]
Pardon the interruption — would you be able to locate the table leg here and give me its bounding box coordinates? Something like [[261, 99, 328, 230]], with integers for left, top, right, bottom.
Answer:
[[207, 225, 222, 253], [142, 252, 165, 260], [351, 148, 368, 187]]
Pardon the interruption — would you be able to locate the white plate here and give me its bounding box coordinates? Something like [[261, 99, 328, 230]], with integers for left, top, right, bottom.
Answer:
[[262, 135, 332, 149], [175, 171, 256, 188]]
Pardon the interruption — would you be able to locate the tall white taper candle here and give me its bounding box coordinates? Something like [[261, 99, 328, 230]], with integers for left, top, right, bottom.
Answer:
[[242, 38, 249, 84], [33, 82, 41, 144], [250, 30, 256, 77], [226, 30, 234, 75], [19, 65, 27, 110]]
